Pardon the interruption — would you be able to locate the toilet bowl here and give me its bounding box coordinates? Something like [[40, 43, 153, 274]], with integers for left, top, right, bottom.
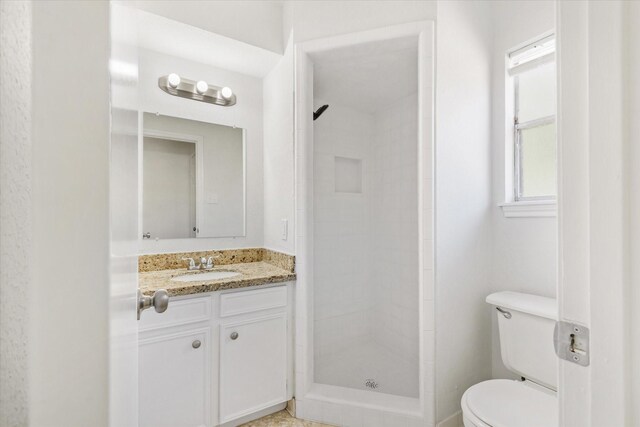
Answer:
[[461, 292, 558, 427], [461, 379, 557, 427]]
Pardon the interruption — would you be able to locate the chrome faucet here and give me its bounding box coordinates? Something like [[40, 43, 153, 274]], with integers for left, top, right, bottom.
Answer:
[[182, 257, 200, 271], [182, 255, 219, 271], [201, 256, 216, 270], [201, 255, 222, 270]]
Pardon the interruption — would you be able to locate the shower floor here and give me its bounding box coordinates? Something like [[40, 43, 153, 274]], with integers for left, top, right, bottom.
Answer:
[[314, 340, 419, 398]]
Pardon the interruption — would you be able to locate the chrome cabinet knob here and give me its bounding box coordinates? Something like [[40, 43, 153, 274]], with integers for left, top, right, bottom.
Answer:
[[192, 340, 201, 349], [137, 289, 170, 320], [230, 332, 239, 340]]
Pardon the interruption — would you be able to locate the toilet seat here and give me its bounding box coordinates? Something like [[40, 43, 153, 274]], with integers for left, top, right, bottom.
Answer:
[[461, 379, 558, 427]]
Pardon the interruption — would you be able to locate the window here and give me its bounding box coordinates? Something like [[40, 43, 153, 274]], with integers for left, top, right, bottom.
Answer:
[[508, 35, 556, 202]]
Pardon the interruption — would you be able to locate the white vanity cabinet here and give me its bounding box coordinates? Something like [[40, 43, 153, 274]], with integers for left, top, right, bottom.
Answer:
[[218, 287, 289, 423], [138, 283, 293, 427], [139, 327, 212, 427]]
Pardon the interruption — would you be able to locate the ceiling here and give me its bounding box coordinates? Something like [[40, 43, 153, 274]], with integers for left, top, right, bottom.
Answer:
[[112, 2, 282, 78], [127, 0, 285, 54], [311, 36, 418, 114]]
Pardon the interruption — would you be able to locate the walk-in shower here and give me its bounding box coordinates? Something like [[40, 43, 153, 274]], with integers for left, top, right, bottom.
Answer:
[[311, 37, 419, 398], [295, 22, 435, 425]]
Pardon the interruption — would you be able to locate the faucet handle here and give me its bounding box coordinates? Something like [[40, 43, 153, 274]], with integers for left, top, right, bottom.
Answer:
[[202, 256, 215, 270], [182, 257, 198, 271]]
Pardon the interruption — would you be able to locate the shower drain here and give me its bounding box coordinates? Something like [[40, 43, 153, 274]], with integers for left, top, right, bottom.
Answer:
[[364, 379, 379, 390]]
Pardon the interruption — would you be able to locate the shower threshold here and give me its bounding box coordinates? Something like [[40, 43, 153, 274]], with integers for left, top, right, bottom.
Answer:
[[305, 383, 422, 418]]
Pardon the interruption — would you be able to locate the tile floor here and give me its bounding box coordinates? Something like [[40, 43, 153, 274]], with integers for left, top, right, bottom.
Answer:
[[239, 410, 333, 427]]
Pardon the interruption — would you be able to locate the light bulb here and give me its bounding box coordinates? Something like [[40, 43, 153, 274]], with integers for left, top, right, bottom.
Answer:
[[220, 86, 233, 99], [167, 73, 181, 88], [195, 80, 209, 94]]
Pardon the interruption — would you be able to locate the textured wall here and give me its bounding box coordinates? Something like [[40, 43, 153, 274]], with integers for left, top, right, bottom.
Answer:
[[631, 3, 640, 425], [0, 1, 32, 425]]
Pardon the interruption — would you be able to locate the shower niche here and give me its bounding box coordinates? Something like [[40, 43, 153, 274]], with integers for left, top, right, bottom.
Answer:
[[294, 22, 435, 426], [334, 156, 362, 193]]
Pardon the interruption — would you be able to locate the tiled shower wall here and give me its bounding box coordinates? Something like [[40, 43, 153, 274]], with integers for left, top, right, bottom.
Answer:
[[313, 94, 419, 397], [371, 93, 420, 394], [313, 99, 374, 371]]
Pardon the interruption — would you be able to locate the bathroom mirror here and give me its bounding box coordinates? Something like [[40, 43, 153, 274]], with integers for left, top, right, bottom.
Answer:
[[142, 112, 245, 239]]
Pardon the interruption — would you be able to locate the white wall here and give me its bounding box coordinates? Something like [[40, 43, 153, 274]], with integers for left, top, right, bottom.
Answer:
[[0, 1, 31, 425], [31, 1, 111, 425], [435, 0, 493, 422], [488, 0, 556, 380], [263, 34, 295, 254], [287, 0, 436, 43], [138, 49, 264, 253]]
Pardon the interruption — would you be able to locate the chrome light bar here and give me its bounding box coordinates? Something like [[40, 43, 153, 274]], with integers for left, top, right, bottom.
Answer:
[[158, 74, 236, 107]]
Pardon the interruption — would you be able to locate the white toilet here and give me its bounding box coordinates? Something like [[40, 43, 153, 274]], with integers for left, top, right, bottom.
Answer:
[[461, 291, 558, 427]]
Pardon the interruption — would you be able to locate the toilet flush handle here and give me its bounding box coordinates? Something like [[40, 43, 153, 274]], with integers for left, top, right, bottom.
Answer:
[[496, 307, 512, 319]]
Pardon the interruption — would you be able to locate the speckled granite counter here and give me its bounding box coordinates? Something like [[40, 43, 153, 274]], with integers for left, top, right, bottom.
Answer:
[[139, 248, 296, 297]]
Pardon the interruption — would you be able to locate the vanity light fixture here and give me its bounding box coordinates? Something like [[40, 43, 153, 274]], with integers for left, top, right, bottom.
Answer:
[[167, 73, 181, 88], [158, 74, 236, 106], [220, 86, 233, 100], [195, 80, 209, 94]]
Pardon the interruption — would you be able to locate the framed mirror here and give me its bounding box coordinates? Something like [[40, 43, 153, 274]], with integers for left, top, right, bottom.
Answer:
[[142, 113, 245, 239]]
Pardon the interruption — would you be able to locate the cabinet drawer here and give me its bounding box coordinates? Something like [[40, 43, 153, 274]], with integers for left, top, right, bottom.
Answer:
[[219, 286, 287, 318], [139, 296, 211, 332]]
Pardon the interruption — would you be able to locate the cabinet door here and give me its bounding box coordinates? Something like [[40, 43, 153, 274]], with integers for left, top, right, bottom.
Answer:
[[219, 312, 287, 423], [139, 328, 210, 427]]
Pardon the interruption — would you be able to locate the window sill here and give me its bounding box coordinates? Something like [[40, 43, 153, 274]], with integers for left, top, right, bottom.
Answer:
[[499, 200, 557, 218]]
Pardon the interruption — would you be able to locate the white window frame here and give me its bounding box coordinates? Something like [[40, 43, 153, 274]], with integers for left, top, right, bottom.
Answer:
[[501, 32, 557, 217], [514, 111, 556, 202]]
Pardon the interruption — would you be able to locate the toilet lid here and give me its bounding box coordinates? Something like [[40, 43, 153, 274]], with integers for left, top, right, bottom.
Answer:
[[464, 379, 558, 427]]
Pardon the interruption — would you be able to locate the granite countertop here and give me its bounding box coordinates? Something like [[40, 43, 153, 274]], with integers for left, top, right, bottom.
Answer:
[[139, 261, 296, 297]]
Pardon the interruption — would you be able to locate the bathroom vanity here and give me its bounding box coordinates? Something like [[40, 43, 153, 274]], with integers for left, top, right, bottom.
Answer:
[[138, 250, 295, 427], [127, 7, 299, 424], [133, 48, 297, 425]]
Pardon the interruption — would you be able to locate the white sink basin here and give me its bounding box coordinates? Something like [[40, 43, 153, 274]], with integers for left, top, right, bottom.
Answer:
[[171, 271, 241, 282]]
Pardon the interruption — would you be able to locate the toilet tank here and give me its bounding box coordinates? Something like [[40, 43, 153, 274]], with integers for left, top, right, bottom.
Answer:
[[486, 291, 558, 390]]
